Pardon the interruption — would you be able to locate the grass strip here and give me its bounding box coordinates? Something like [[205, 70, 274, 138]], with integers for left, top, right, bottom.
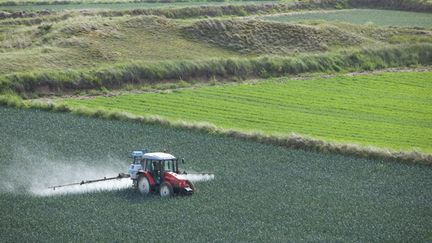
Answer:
[[1, 95, 431, 165]]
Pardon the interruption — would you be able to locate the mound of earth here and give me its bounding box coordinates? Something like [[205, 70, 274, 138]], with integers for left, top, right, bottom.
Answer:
[[183, 19, 367, 54]]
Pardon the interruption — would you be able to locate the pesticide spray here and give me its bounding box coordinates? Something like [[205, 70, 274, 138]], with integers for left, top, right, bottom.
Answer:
[[0, 146, 131, 196], [0, 146, 214, 197], [178, 173, 215, 182]]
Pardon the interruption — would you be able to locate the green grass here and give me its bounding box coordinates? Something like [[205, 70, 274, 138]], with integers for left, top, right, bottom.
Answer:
[[185, 18, 369, 54], [62, 71, 432, 152], [263, 9, 432, 28], [1, 8, 431, 84], [348, 0, 432, 13], [0, 15, 242, 75], [0, 106, 431, 242], [1, 3, 431, 77], [0, 0, 281, 11]]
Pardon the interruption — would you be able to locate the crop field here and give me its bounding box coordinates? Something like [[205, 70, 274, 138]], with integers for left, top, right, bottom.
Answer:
[[0, 107, 431, 242], [62, 71, 432, 153], [0, 0, 280, 11], [263, 9, 432, 28]]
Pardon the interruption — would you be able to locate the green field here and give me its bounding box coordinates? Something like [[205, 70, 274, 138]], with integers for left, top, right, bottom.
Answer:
[[62, 72, 432, 152], [1, 107, 431, 242], [263, 9, 432, 28]]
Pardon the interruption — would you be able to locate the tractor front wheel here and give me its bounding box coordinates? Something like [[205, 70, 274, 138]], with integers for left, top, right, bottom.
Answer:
[[137, 176, 150, 196], [159, 182, 173, 198]]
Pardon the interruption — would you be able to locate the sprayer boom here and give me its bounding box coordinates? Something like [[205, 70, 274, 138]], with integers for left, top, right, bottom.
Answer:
[[48, 173, 130, 190]]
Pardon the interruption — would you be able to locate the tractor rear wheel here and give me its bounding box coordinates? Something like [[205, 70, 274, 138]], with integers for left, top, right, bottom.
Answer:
[[159, 182, 173, 198], [137, 176, 150, 196]]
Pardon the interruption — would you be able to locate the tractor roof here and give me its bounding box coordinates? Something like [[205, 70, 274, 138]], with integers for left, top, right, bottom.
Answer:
[[143, 152, 176, 160]]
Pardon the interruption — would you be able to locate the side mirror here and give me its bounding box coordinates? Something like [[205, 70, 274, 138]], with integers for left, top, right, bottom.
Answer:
[[181, 158, 185, 164]]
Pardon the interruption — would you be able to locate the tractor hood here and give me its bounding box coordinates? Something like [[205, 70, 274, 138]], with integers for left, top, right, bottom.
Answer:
[[164, 171, 187, 182], [164, 171, 194, 195]]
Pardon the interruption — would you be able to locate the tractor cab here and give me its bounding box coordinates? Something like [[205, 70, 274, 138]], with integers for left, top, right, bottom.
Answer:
[[141, 152, 179, 184]]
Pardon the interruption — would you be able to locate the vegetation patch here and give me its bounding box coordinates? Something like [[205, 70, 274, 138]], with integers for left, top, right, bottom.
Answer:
[[184, 19, 369, 54], [0, 15, 240, 74], [185, 18, 432, 54], [263, 9, 432, 28], [0, 1, 327, 19], [1, 7, 430, 81], [59, 71, 432, 154], [348, 0, 432, 12], [1, 43, 431, 95]]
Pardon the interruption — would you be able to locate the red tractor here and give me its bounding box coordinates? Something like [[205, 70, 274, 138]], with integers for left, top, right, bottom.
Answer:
[[128, 150, 195, 197], [49, 150, 197, 198]]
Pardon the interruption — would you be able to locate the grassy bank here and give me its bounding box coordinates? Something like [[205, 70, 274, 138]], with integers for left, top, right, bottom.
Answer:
[[0, 15, 242, 75], [1, 106, 431, 242], [2, 14, 430, 76], [1, 44, 431, 95], [0, 0, 283, 12], [1, 8, 430, 91], [60, 71, 432, 154], [2, 0, 431, 13], [0, 1, 336, 20], [0, 0, 279, 5]]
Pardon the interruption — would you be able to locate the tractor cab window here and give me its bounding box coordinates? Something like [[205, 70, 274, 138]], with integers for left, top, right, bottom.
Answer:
[[144, 159, 176, 172], [162, 160, 174, 172], [146, 160, 156, 171]]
